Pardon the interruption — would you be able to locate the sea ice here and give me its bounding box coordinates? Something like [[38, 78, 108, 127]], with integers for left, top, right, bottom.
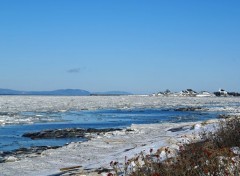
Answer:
[[0, 96, 239, 175]]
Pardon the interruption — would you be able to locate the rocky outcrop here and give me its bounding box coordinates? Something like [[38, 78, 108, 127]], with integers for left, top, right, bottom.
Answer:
[[174, 107, 204, 112], [0, 146, 60, 163], [22, 128, 122, 139], [0, 128, 122, 163]]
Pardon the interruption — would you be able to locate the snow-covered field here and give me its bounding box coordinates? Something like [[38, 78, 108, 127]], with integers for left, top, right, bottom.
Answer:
[[0, 96, 240, 175]]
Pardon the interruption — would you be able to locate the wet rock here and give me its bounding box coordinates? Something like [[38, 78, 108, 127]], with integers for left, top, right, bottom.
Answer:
[[174, 107, 203, 112], [0, 112, 17, 117], [168, 127, 184, 132], [22, 128, 85, 139], [22, 128, 122, 139], [168, 126, 189, 132], [0, 146, 60, 163], [124, 147, 135, 152], [0, 128, 122, 163]]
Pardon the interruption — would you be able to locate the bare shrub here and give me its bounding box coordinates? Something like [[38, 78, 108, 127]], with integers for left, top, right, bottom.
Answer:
[[207, 117, 240, 148], [109, 117, 240, 175]]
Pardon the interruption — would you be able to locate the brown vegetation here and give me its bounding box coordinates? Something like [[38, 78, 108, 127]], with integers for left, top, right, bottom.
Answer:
[[109, 117, 240, 176]]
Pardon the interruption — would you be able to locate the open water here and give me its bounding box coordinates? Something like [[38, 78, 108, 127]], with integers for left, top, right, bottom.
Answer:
[[0, 108, 221, 152]]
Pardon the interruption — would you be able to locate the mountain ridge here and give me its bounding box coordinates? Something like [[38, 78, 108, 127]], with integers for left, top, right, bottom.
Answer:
[[0, 88, 132, 96], [0, 88, 90, 96]]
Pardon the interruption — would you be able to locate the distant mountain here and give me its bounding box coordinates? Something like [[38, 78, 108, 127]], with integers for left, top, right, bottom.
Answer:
[[0, 89, 90, 96], [90, 91, 133, 96], [28, 89, 90, 96], [0, 88, 24, 95], [0, 88, 133, 96]]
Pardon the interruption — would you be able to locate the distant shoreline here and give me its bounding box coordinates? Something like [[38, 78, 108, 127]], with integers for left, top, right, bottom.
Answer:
[[0, 88, 132, 96]]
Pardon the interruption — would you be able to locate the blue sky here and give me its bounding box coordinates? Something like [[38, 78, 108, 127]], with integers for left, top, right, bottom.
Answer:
[[0, 0, 240, 94]]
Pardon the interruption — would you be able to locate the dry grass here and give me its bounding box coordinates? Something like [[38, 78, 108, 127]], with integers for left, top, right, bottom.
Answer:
[[109, 117, 240, 176]]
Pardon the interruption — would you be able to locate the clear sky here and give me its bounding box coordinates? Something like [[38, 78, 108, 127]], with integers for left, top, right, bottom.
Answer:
[[0, 0, 240, 94]]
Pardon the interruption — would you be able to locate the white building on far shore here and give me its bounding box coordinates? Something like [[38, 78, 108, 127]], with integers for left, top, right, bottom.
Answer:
[[219, 89, 228, 96]]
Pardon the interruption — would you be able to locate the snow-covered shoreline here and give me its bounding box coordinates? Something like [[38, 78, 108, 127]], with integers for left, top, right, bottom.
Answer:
[[0, 96, 240, 175], [0, 120, 219, 176]]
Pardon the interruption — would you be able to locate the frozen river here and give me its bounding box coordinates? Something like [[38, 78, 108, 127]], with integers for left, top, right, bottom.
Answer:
[[0, 96, 240, 175], [0, 96, 240, 152], [1, 95, 239, 125]]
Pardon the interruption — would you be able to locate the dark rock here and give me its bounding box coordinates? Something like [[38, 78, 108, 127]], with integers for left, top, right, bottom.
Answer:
[[96, 167, 112, 174], [218, 114, 231, 119], [0, 146, 60, 163], [0, 128, 122, 163], [23, 128, 122, 139], [174, 107, 203, 112], [167, 126, 189, 132], [168, 127, 184, 132], [22, 128, 85, 139], [0, 112, 17, 116], [124, 147, 135, 152]]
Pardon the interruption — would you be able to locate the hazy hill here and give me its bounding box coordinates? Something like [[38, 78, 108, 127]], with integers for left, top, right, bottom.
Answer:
[[0, 89, 24, 95], [0, 89, 133, 96], [0, 89, 90, 96]]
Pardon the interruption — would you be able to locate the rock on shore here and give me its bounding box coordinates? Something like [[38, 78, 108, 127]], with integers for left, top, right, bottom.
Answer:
[[22, 128, 122, 139]]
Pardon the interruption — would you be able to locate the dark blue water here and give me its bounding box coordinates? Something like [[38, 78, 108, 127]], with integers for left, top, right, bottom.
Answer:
[[0, 108, 220, 151]]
